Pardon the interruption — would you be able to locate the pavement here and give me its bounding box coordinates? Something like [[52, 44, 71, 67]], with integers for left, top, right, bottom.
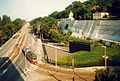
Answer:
[[19, 62, 105, 81], [19, 64, 50, 81]]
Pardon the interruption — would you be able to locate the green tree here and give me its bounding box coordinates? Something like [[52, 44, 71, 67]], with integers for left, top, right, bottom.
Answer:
[[0, 15, 24, 46], [94, 68, 120, 81], [96, 0, 112, 12], [13, 18, 25, 32], [0, 16, 2, 26], [30, 16, 58, 38], [110, 0, 120, 18], [1, 15, 12, 26], [4, 23, 15, 37], [49, 11, 61, 19], [0, 30, 4, 46], [49, 29, 64, 43]]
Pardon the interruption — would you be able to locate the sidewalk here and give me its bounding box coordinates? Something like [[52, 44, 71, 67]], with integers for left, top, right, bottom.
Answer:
[[18, 64, 50, 81], [18, 61, 105, 81]]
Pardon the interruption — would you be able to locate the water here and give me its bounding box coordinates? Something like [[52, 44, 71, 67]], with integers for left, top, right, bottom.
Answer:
[[58, 19, 120, 42]]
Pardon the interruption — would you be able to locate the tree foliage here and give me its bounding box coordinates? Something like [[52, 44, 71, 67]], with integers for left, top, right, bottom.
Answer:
[[49, 0, 119, 19], [49, 29, 64, 43], [30, 16, 58, 39], [0, 15, 25, 46], [94, 68, 120, 81], [13, 18, 25, 32], [30, 0, 120, 43]]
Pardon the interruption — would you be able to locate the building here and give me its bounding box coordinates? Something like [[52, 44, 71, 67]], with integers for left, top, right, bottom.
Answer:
[[93, 12, 109, 19], [68, 11, 74, 20]]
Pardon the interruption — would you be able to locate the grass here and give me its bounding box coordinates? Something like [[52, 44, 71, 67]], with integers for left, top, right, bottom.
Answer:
[[49, 44, 120, 67]]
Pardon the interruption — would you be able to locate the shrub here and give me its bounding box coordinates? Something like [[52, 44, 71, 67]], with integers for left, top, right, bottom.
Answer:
[[94, 67, 120, 81], [49, 29, 64, 43]]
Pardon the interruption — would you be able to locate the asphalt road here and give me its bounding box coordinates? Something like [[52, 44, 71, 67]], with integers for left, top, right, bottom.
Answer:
[[0, 23, 30, 81], [0, 34, 18, 56]]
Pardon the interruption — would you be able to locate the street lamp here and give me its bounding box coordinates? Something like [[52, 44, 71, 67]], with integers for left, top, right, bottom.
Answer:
[[55, 47, 57, 67], [102, 46, 108, 68], [24, 52, 27, 77], [72, 59, 75, 81]]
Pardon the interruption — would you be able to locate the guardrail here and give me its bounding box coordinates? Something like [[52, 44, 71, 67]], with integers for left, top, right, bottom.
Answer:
[[43, 43, 69, 52]]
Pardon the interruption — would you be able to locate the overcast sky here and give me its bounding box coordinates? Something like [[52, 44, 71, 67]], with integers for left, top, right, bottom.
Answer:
[[0, 0, 88, 20]]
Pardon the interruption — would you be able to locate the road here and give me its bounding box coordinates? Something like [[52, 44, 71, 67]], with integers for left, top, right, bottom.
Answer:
[[0, 32, 18, 56], [0, 22, 98, 81], [0, 23, 30, 81], [35, 63, 96, 81], [23, 32, 96, 81]]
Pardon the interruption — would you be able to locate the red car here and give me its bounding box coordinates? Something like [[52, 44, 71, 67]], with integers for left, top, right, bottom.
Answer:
[[26, 52, 37, 65]]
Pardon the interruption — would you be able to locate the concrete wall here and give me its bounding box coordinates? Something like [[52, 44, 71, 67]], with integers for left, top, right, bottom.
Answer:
[[42, 44, 69, 60], [58, 20, 120, 42]]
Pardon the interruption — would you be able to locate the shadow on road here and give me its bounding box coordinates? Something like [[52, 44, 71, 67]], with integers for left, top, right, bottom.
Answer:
[[47, 71, 61, 81], [42, 44, 49, 63], [0, 57, 24, 81], [75, 73, 87, 81]]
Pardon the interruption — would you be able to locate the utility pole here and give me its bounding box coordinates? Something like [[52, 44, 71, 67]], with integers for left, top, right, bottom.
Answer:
[[102, 46, 108, 68], [55, 47, 57, 67], [72, 59, 75, 81], [24, 52, 27, 77]]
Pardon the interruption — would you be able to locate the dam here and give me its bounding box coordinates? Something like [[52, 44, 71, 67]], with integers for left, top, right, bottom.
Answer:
[[58, 19, 120, 42]]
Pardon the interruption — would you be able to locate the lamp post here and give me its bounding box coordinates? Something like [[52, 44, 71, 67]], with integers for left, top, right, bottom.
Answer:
[[24, 52, 27, 77], [72, 59, 75, 81], [102, 46, 108, 68], [55, 47, 57, 67]]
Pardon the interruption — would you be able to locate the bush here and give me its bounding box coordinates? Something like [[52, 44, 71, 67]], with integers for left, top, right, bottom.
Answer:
[[69, 36, 92, 43], [94, 67, 120, 81], [49, 29, 64, 43]]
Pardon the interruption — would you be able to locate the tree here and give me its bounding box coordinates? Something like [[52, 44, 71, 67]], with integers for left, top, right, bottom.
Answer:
[[49, 29, 64, 43], [109, 0, 120, 18], [1, 15, 12, 26], [94, 68, 120, 81], [30, 16, 58, 39], [0, 15, 24, 46], [96, 0, 112, 12], [0, 16, 2, 26], [49, 11, 61, 19], [13, 18, 25, 32], [4, 23, 15, 37]]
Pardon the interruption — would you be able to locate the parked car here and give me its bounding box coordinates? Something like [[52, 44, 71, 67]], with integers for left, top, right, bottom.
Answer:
[[26, 52, 37, 65], [22, 46, 30, 54]]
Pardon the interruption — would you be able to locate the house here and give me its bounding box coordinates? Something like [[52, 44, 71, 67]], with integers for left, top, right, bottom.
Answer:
[[93, 12, 109, 19]]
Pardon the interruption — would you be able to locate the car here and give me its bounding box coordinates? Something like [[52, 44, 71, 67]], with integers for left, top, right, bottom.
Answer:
[[26, 52, 37, 65], [22, 46, 30, 54]]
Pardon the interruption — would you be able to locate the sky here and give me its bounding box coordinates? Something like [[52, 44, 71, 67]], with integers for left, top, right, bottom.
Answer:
[[0, 0, 88, 20]]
